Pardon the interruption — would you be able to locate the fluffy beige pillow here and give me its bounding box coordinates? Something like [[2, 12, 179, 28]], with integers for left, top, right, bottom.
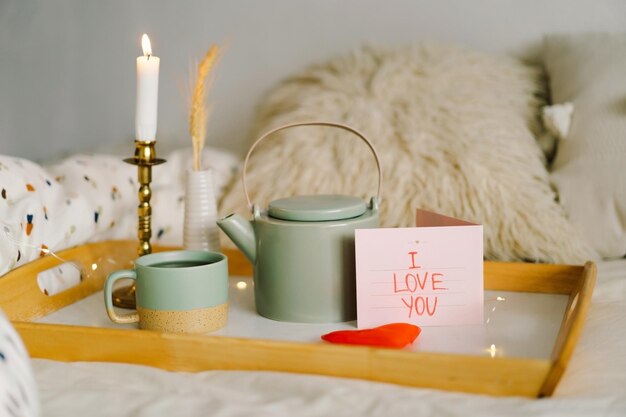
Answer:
[[220, 44, 594, 263], [545, 33, 626, 259]]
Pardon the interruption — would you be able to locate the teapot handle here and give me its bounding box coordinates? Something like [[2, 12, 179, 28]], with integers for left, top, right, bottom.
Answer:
[[242, 121, 383, 211]]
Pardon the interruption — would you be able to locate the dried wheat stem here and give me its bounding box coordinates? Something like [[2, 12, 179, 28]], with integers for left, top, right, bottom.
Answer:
[[189, 45, 219, 171]]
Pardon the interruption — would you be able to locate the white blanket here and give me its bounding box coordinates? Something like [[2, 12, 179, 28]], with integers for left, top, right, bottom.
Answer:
[[30, 259, 626, 417]]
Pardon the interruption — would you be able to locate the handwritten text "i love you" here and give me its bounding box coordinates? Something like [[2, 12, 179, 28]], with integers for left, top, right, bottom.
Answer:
[[393, 251, 448, 318]]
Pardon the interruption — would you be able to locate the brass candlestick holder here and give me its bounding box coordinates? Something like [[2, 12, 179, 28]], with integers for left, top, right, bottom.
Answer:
[[112, 140, 166, 309]]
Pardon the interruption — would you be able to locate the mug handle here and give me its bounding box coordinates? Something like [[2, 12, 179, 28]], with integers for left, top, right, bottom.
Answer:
[[104, 270, 140, 324]]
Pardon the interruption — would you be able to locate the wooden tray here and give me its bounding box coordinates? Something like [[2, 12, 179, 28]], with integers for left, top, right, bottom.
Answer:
[[0, 240, 596, 397]]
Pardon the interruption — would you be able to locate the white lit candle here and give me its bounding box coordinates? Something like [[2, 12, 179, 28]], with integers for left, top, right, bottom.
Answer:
[[135, 34, 160, 141]]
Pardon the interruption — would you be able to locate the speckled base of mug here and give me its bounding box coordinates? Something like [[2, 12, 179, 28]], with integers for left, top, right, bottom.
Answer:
[[137, 303, 228, 333]]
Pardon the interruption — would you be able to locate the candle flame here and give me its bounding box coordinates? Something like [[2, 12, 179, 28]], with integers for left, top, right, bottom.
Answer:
[[141, 34, 152, 57]]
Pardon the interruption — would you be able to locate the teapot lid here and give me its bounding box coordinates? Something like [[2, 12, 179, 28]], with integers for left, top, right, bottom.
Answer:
[[268, 194, 367, 221]]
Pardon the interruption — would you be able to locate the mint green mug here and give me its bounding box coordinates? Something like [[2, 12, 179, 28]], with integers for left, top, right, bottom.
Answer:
[[104, 250, 228, 333]]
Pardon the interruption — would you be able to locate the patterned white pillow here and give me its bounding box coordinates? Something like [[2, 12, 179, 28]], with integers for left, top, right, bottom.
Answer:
[[0, 309, 39, 417], [0, 146, 239, 281]]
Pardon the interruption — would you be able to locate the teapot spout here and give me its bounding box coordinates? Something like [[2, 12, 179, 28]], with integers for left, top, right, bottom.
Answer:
[[217, 214, 256, 263]]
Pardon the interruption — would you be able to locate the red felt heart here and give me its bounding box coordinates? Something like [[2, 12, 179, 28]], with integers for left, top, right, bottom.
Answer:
[[321, 323, 421, 349]]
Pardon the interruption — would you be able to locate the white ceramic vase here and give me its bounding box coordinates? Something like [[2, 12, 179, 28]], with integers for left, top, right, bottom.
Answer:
[[183, 168, 221, 251]]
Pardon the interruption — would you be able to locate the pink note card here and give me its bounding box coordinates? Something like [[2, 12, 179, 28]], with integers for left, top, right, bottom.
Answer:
[[355, 210, 483, 328]]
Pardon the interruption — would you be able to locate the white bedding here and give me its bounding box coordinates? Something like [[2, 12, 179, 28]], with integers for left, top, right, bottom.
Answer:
[[30, 259, 626, 417], [0, 148, 238, 281]]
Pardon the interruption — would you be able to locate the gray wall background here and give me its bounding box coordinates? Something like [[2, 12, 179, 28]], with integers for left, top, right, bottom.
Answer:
[[1, 0, 625, 161]]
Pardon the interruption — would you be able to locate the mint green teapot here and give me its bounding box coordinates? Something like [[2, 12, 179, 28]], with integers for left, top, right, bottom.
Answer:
[[217, 121, 382, 323]]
